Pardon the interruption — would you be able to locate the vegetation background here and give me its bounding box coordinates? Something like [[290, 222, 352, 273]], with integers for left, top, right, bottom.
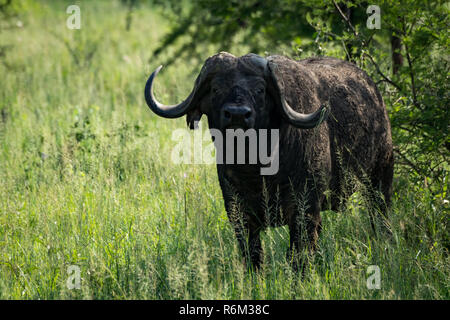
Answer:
[[0, 0, 448, 299]]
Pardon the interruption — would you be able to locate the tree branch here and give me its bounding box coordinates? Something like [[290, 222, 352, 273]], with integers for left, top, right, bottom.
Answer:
[[332, 0, 357, 37], [393, 147, 425, 178], [363, 52, 402, 92]]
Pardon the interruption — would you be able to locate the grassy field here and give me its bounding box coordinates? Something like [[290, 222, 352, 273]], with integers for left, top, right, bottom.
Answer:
[[0, 1, 448, 299]]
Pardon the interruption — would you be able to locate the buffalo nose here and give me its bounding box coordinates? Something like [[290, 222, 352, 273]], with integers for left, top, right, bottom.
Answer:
[[222, 105, 252, 123]]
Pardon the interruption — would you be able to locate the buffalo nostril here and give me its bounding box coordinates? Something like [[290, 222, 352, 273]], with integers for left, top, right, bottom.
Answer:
[[245, 111, 252, 119], [224, 110, 231, 119]]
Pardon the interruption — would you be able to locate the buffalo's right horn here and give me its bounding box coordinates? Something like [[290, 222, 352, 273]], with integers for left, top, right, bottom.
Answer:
[[145, 65, 198, 118]]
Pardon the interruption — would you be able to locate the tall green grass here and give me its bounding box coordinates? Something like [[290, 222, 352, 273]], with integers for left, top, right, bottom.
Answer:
[[0, 0, 448, 299]]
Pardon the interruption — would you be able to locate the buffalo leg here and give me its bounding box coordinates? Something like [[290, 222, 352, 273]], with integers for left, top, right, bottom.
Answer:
[[231, 223, 262, 271], [367, 179, 392, 235], [366, 154, 394, 234], [287, 205, 322, 272], [248, 228, 262, 270]]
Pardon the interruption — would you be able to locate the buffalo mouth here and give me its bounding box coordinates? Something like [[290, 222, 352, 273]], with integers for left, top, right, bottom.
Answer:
[[224, 125, 250, 130]]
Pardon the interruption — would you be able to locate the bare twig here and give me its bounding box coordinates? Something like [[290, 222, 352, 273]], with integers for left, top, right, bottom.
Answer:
[[398, 17, 420, 110], [393, 147, 425, 178], [332, 0, 357, 36], [404, 43, 419, 108], [363, 52, 402, 92]]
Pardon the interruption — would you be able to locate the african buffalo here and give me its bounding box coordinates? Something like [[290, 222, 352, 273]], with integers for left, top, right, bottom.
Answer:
[[144, 52, 394, 270]]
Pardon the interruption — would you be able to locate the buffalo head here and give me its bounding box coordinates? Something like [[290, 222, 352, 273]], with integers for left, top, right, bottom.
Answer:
[[144, 52, 329, 132]]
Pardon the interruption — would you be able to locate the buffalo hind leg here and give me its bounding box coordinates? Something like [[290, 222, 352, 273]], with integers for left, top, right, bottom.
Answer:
[[287, 206, 322, 273], [367, 170, 393, 235], [231, 223, 262, 271], [248, 229, 262, 270]]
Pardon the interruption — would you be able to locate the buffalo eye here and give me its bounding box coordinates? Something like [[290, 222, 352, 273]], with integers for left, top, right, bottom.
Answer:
[[212, 87, 220, 95], [255, 87, 265, 95]]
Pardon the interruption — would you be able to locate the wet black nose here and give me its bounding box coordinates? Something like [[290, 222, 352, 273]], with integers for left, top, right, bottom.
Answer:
[[222, 105, 253, 127]]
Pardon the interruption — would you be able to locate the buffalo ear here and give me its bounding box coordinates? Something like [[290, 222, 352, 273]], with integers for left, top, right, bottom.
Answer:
[[186, 108, 202, 129]]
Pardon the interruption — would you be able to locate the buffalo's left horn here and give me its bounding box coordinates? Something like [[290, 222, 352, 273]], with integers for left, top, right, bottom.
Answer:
[[144, 65, 197, 118], [266, 61, 329, 129]]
